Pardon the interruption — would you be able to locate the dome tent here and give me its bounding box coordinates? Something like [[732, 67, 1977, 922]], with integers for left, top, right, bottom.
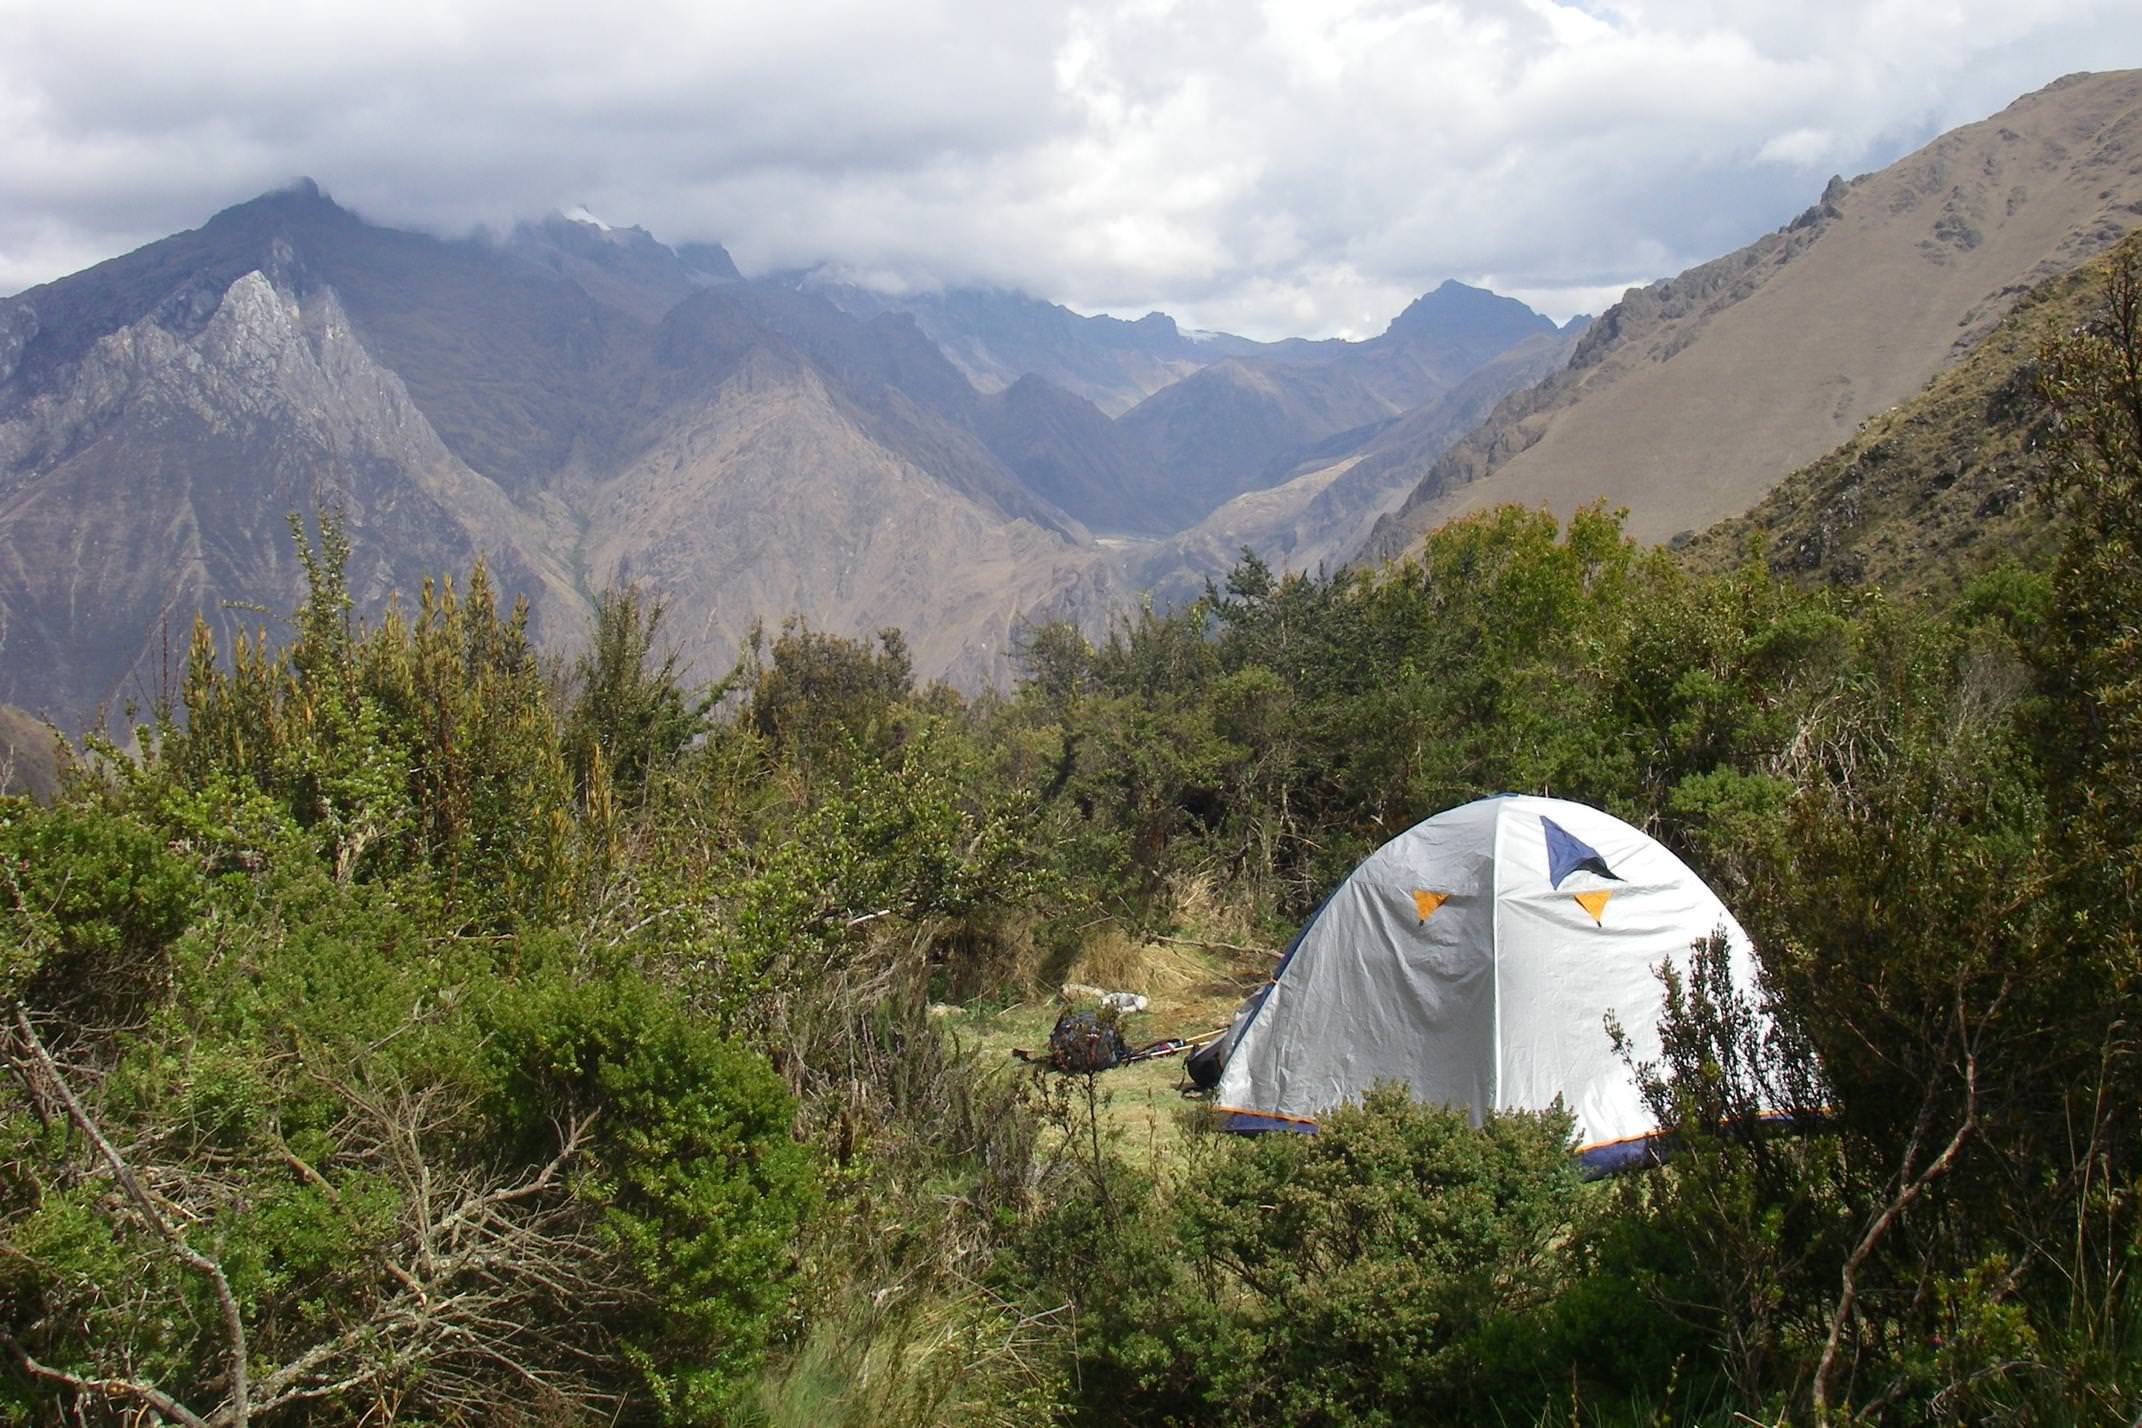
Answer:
[[1199, 794, 1764, 1173]]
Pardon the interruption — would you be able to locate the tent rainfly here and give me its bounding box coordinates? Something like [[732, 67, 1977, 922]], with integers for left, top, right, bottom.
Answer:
[[1192, 794, 1766, 1174]]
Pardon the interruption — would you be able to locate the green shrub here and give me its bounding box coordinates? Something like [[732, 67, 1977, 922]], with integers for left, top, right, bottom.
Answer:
[[486, 966, 819, 1423], [1014, 1087, 1587, 1427], [1184, 1088, 1582, 1426], [0, 798, 198, 1017]]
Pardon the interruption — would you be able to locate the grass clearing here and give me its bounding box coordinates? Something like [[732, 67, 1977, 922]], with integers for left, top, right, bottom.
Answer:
[[949, 929, 1272, 1174]]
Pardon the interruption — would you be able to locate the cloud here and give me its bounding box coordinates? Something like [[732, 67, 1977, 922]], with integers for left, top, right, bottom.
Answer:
[[1756, 127, 1840, 166], [0, 0, 2136, 335]]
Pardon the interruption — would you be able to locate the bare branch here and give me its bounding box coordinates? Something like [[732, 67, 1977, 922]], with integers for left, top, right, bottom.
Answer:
[[2, 1330, 211, 1428], [9, 1003, 248, 1425], [1810, 985, 1986, 1423], [245, 1096, 621, 1420]]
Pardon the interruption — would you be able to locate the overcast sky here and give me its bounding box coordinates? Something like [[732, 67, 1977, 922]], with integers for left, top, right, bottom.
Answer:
[[1, 0, 2136, 338]]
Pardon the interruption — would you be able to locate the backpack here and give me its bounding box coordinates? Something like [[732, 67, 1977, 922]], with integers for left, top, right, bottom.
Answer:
[[1048, 1010, 1127, 1074]]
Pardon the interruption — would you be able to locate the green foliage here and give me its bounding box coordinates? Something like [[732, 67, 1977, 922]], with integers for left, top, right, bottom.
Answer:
[[1012, 503, 1881, 928], [1610, 933, 1845, 1403], [3, 851, 815, 1424], [564, 586, 712, 812], [168, 510, 574, 926], [754, 963, 1056, 1428], [1005, 1152, 1230, 1425], [745, 618, 915, 768], [13, 246, 2142, 1424], [0, 797, 198, 1016], [0, 518, 844, 1425], [1010, 1088, 1588, 1427], [706, 723, 1048, 1009], [1187, 1089, 1584, 1426], [487, 964, 818, 1422], [2038, 230, 2142, 992], [987, 325, 2142, 1418]]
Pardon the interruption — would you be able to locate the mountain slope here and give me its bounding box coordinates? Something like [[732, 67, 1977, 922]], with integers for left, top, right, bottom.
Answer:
[[807, 283, 1225, 416], [0, 181, 658, 495], [647, 283, 1088, 540], [1364, 68, 2142, 559], [0, 185, 1133, 727], [1678, 253, 2108, 593], [580, 344, 1120, 689], [503, 212, 740, 323], [0, 704, 61, 799], [1129, 322, 1585, 605], [0, 266, 582, 725], [974, 375, 1159, 535], [1115, 356, 1403, 529]]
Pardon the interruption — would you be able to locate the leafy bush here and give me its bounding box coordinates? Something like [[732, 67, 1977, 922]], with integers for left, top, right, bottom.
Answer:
[[168, 512, 574, 926], [486, 963, 819, 1423], [0, 798, 198, 1019], [1012, 1087, 1588, 1427]]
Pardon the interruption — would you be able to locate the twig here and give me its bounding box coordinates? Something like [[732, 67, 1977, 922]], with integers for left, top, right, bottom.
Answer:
[[11, 1004, 245, 1425], [2, 1331, 210, 1428], [1810, 989, 1982, 1423]]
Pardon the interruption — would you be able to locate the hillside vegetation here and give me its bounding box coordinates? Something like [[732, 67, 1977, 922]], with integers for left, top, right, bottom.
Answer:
[[5, 240, 2142, 1427]]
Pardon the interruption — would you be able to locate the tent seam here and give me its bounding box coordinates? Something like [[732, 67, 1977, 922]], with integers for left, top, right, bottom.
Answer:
[[1491, 799, 1507, 1115]]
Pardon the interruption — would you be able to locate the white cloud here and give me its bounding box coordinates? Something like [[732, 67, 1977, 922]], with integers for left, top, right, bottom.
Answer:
[[1755, 126, 1840, 166], [0, 0, 2136, 337]]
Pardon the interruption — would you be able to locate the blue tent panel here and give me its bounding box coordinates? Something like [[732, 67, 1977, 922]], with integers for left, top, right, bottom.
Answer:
[[1541, 815, 1620, 888], [1575, 1134, 1665, 1178]]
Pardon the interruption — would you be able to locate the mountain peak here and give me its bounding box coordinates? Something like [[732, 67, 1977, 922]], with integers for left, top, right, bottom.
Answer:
[[254, 176, 340, 211], [1381, 280, 1555, 347], [524, 209, 663, 248], [204, 178, 356, 236]]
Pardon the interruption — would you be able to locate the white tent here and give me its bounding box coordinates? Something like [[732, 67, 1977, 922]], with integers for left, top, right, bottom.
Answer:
[[1203, 794, 1762, 1172]]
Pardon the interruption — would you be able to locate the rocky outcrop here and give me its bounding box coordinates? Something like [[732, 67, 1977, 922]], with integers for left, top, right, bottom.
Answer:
[[0, 264, 577, 727]]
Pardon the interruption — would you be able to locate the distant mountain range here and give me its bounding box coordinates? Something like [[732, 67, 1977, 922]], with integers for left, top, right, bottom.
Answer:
[[4, 68, 2141, 737], [0, 182, 1567, 730], [798, 280, 1228, 417]]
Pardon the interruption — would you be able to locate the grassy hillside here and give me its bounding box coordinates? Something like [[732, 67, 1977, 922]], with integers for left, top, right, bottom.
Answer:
[[1682, 255, 2104, 592], [1365, 69, 2142, 557]]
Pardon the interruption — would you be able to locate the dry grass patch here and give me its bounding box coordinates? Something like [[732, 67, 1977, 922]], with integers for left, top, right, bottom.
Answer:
[[953, 921, 1274, 1175]]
